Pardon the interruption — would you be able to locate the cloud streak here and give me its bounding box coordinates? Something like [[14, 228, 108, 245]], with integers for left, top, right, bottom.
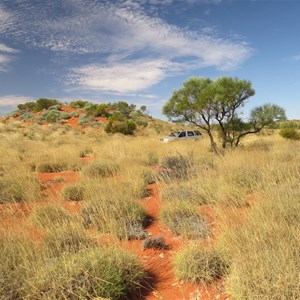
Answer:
[[0, 0, 253, 93]]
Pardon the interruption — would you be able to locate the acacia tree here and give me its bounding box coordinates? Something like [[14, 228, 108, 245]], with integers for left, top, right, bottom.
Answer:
[[224, 104, 286, 147], [163, 77, 218, 152], [163, 77, 286, 151], [212, 77, 255, 148]]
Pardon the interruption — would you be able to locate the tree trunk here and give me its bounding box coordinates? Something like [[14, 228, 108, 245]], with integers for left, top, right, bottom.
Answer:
[[206, 130, 218, 154]]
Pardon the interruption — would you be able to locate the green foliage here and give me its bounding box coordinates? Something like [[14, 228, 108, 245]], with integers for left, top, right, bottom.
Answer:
[[82, 160, 120, 178], [105, 119, 137, 135], [279, 128, 300, 140], [61, 184, 85, 201], [33, 98, 60, 112], [5, 110, 19, 118], [17, 101, 36, 111], [175, 244, 227, 283], [41, 110, 62, 123], [69, 100, 89, 108], [29, 204, 73, 228], [24, 247, 145, 300], [36, 162, 68, 172], [19, 112, 35, 121], [112, 101, 136, 117]]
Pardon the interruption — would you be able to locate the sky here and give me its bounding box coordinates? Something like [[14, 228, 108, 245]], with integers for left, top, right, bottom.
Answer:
[[0, 0, 299, 120]]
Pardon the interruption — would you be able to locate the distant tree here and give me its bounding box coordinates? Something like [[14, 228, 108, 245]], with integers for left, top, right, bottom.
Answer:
[[224, 104, 286, 147], [34, 98, 60, 112], [212, 77, 255, 148], [69, 100, 89, 108], [112, 101, 136, 118], [163, 77, 286, 151], [163, 77, 217, 152], [17, 101, 36, 111]]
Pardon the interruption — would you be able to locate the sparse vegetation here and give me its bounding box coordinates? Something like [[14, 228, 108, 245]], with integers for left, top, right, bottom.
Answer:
[[82, 160, 120, 178], [61, 183, 85, 201]]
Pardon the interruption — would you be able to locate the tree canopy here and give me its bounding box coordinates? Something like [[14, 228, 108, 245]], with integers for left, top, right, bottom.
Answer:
[[163, 77, 286, 152]]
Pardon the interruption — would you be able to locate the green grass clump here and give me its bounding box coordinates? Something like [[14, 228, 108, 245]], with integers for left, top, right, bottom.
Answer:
[[61, 183, 85, 201], [81, 192, 148, 240], [279, 127, 300, 140], [36, 162, 68, 172], [24, 247, 145, 300], [174, 243, 227, 284], [44, 223, 93, 256], [82, 160, 120, 178], [159, 201, 210, 238], [29, 204, 73, 228]]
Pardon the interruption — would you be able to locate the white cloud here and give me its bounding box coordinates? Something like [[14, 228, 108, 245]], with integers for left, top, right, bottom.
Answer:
[[0, 0, 252, 92], [68, 59, 183, 93], [0, 43, 19, 72], [0, 95, 32, 106]]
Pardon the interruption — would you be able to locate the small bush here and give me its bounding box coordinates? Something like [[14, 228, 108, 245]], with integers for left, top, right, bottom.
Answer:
[[29, 204, 73, 228], [105, 120, 137, 135], [36, 162, 68, 172], [44, 223, 93, 256], [24, 247, 145, 299], [142, 235, 167, 250], [61, 184, 85, 201], [82, 160, 120, 178], [142, 169, 156, 185], [174, 244, 227, 283], [79, 148, 93, 158], [279, 128, 300, 140], [160, 202, 210, 238], [81, 196, 148, 240], [160, 155, 191, 180]]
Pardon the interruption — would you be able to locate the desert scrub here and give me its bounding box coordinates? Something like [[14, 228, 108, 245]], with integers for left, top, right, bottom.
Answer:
[[81, 192, 148, 240], [159, 154, 191, 180], [79, 148, 93, 157], [44, 223, 93, 257], [29, 204, 73, 229], [146, 151, 159, 166], [174, 243, 227, 284], [216, 186, 300, 300], [159, 201, 210, 238], [36, 161, 68, 172], [0, 233, 39, 300], [161, 181, 208, 205], [82, 160, 120, 178], [279, 127, 300, 140], [0, 171, 42, 204], [142, 235, 167, 250], [61, 183, 85, 201], [24, 247, 145, 300]]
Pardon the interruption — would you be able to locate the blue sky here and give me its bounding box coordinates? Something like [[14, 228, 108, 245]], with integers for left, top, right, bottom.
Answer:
[[0, 0, 299, 120]]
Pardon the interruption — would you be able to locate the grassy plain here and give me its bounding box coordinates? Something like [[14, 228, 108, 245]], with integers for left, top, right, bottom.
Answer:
[[0, 120, 299, 299]]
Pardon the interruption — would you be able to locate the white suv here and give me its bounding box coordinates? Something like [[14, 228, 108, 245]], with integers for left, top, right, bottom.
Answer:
[[160, 130, 202, 143]]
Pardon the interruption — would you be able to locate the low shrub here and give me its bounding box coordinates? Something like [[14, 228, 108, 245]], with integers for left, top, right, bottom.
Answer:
[[159, 155, 191, 180], [174, 243, 227, 283], [79, 148, 93, 158], [160, 202, 210, 238], [36, 162, 68, 173], [24, 247, 145, 299], [142, 235, 167, 250], [105, 120, 137, 135], [279, 128, 300, 140], [44, 223, 93, 256], [61, 184, 85, 201], [81, 195, 148, 240], [29, 204, 73, 228], [146, 151, 159, 166], [82, 160, 120, 178]]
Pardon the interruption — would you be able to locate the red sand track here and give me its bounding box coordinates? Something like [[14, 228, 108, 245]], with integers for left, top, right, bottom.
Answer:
[[0, 164, 229, 300]]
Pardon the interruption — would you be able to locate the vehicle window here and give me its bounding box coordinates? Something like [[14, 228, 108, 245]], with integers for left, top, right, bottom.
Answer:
[[187, 131, 194, 136], [178, 131, 186, 138], [194, 131, 201, 136]]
